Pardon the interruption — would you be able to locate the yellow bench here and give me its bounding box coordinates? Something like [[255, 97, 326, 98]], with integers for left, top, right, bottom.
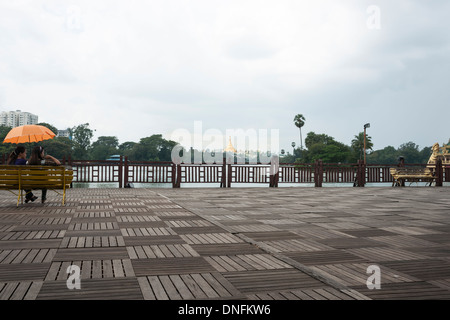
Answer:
[[389, 167, 435, 187], [0, 165, 74, 206], [390, 142, 450, 187]]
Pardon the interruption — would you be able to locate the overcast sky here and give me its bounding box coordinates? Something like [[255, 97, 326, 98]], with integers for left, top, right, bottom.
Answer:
[[1, 0, 449, 152]]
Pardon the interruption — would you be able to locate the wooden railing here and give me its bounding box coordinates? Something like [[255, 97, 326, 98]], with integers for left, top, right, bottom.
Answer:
[[178, 164, 225, 187], [125, 162, 174, 186], [278, 164, 314, 184], [1, 155, 448, 187], [69, 159, 122, 185]]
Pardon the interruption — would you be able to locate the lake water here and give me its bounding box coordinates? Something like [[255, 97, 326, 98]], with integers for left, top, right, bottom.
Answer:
[[72, 182, 447, 189]]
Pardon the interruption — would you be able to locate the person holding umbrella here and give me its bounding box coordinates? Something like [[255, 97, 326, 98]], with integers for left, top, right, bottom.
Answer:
[[6, 145, 38, 203], [27, 145, 61, 204], [3, 124, 60, 204]]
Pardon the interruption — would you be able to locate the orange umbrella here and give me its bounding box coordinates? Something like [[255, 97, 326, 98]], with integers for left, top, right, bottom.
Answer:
[[3, 125, 56, 144]]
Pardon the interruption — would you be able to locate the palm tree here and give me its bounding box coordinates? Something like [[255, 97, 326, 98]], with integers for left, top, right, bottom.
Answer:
[[293, 114, 306, 150], [351, 132, 373, 160]]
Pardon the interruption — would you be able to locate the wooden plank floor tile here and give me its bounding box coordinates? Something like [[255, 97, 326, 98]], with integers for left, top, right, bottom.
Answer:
[[224, 269, 325, 294], [36, 278, 143, 300], [132, 257, 216, 276], [1, 187, 450, 300]]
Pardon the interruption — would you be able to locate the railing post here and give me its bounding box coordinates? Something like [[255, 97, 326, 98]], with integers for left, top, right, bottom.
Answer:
[[269, 163, 273, 187], [172, 163, 177, 188], [118, 156, 123, 188], [275, 169, 279, 187], [124, 156, 129, 188], [356, 160, 361, 187], [227, 163, 232, 188], [314, 160, 323, 187], [221, 157, 226, 188], [314, 160, 318, 187], [355, 160, 366, 187], [270, 172, 279, 187], [269, 155, 279, 187], [436, 157, 443, 187], [319, 160, 323, 188], [176, 164, 181, 188], [361, 160, 366, 187]]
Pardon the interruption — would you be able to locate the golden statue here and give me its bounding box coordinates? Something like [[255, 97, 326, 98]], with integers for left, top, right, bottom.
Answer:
[[391, 142, 449, 186], [427, 142, 450, 166], [428, 143, 441, 165]]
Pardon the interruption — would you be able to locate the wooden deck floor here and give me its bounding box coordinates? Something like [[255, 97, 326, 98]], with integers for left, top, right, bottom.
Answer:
[[1, 186, 449, 300]]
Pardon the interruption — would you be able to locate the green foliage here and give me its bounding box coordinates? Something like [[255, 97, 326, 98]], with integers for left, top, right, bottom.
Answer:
[[280, 153, 295, 163], [367, 142, 432, 164], [37, 122, 58, 136], [36, 123, 71, 159], [119, 141, 137, 156], [126, 134, 177, 161], [366, 146, 397, 164], [41, 137, 73, 160], [69, 123, 94, 160], [0, 125, 15, 157], [299, 132, 352, 163], [304, 132, 335, 149], [279, 131, 438, 165], [90, 136, 119, 160], [351, 132, 374, 161]]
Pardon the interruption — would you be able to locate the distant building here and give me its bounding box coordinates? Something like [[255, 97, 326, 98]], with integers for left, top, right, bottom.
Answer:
[[0, 110, 38, 128], [224, 136, 237, 153], [57, 129, 71, 139]]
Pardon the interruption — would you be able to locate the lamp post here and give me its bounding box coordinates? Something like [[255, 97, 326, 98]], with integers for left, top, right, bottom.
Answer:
[[291, 142, 296, 159], [364, 123, 370, 164]]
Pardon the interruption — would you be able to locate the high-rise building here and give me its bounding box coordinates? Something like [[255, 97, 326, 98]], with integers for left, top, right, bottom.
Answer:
[[0, 110, 38, 127], [57, 129, 71, 139]]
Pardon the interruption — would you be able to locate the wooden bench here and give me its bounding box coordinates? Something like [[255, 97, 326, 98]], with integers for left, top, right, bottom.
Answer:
[[0, 165, 74, 206], [389, 167, 435, 187]]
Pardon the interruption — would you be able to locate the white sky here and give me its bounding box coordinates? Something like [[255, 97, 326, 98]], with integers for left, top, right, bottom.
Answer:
[[1, 0, 449, 152]]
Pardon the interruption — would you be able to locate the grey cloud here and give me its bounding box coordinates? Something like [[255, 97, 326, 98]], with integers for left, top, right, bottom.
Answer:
[[226, 36, 280, 60], [1, 0, 449, 151]]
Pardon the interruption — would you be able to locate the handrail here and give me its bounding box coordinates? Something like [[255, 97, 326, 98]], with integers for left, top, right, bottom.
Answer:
[[4, 158, 441, 188]]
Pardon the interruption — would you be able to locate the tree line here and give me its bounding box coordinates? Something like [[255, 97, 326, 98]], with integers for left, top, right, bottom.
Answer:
[[287, 113, 446, 165], [0, 123, 177, 162], [280, 131, 435, 165], [0, 121, 446, 164]]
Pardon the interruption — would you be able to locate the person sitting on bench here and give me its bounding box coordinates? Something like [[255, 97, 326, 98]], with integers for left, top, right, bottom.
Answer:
[[396, 156, 405, 186], [6, 146, 38, 203], [27, 146, 61, 204]]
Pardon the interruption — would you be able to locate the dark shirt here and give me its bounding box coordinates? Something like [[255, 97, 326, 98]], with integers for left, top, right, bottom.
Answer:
[[14, 159, 27, 165]]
